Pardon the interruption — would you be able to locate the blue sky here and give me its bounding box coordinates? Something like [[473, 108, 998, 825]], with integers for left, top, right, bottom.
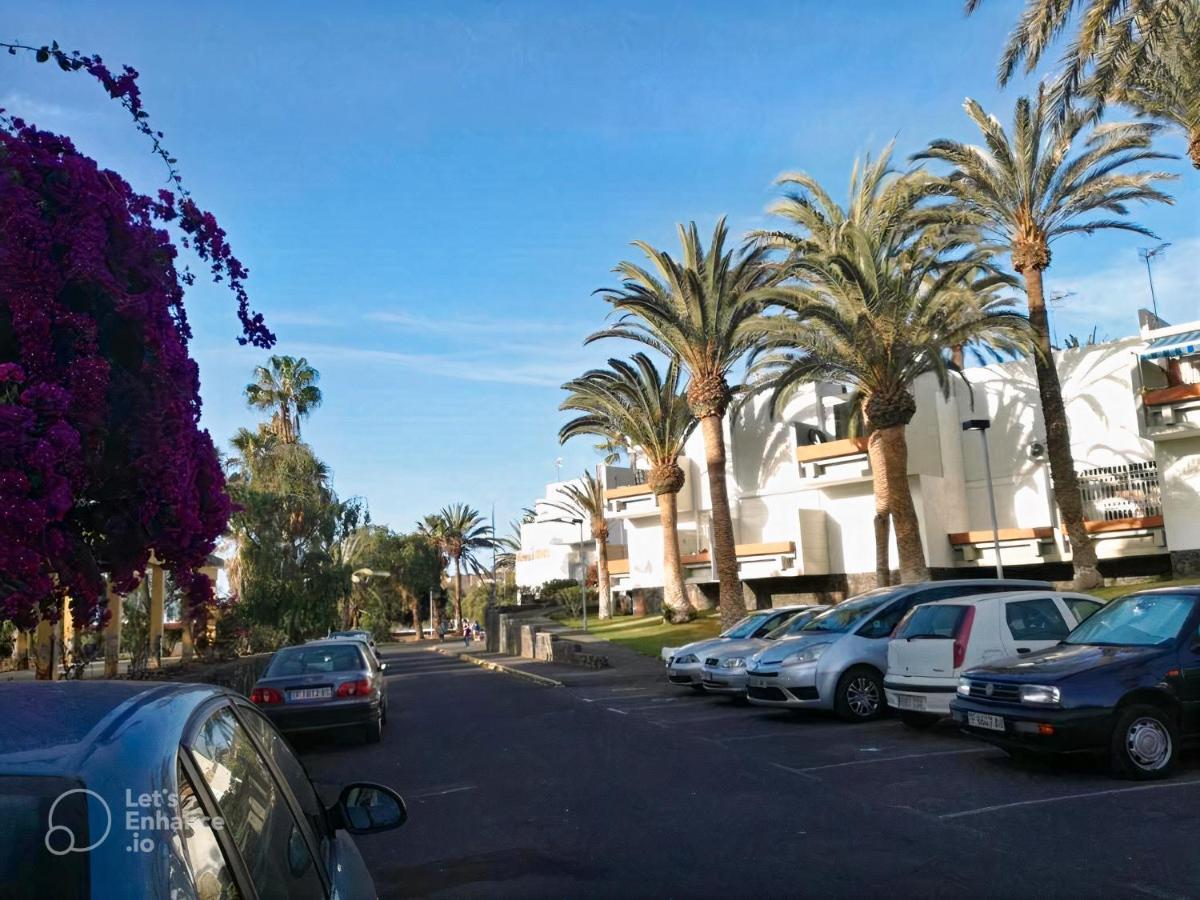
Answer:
[[5, 1, 1198, 536]]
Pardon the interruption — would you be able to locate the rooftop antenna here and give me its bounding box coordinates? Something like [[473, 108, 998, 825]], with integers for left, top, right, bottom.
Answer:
[[1138, 243, 1171, 320], [554, 457, 564, 481]]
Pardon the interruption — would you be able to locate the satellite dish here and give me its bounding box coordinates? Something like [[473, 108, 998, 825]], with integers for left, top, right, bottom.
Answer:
[[806, 427, 830, 445], [1027, 441, 1047, 461]]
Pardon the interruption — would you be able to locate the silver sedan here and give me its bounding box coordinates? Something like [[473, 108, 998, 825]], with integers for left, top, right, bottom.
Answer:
[[664, 606, 810, 689], [700, 606, 829, 696]]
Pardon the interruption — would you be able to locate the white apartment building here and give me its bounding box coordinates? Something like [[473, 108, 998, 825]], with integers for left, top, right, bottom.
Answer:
[[517, 313, 1200, 611]]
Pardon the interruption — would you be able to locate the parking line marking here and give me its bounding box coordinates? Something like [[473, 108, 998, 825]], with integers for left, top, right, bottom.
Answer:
[[605, 707, 630, 715], [773, 747, 991, 775], [717, 720, 904, 742], [940, 778, 1200, 820], [650, 711, 756, 725], [409, 785, 477, 800], [580, 691, 661, 703]]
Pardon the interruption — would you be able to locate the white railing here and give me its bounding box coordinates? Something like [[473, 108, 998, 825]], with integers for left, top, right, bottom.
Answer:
[[1077, 460, 1161, 521]]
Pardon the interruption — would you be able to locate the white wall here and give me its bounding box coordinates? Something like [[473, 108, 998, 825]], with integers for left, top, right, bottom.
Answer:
[[1158, 436, 1200, 553]]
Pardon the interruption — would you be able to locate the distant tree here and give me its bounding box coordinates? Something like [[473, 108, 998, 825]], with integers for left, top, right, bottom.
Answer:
[[543, 471, 614, 619], [245, 356, 322, 444], [590, 220, 779, 628], [560, 354, 697, 623], [424, 504, 493, 629]]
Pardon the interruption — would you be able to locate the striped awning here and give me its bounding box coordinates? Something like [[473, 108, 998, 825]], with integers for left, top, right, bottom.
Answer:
[[1141, 330, 1200, 360]]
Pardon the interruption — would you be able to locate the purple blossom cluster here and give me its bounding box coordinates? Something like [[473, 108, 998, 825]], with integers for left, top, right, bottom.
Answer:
[[0, 122, 232, 631]]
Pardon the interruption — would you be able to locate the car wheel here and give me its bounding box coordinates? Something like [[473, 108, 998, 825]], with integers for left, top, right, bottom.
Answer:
[[365, 715, 383, 744], [835, 667, 885, 721], [1110, 704, 1177, 780], [899, 710, 939, 729]]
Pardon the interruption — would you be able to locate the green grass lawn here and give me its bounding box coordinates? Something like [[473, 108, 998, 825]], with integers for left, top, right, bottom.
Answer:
[[1089, 575, 1200, 601], [554, 611, 723, 658]]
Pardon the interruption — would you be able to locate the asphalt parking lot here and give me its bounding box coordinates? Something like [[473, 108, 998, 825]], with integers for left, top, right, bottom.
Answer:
[[298, 644, 1200, 899]]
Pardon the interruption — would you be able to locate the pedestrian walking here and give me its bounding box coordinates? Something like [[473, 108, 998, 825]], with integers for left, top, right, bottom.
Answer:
[[437, 620, 447, 643], [463, 622, 471, 647]]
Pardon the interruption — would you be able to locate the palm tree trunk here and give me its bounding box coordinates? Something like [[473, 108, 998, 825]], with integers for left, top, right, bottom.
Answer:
[[411, 592, 423, 641], [870, 424, 929, 583], [1189, 127, 1199, 169], [657, 491, 692, 624], [1024, 267, 1101, 589], [454, 559, 464, 630], [596, 531, 612, 619], [700, 414, 743, 629], [866, 436, 892, 587]]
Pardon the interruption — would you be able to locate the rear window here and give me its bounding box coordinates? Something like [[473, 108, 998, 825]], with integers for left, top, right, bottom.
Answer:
[[894, 604, 968, 639], [267, 644, 365, 676], [0, 776, 90, 899]]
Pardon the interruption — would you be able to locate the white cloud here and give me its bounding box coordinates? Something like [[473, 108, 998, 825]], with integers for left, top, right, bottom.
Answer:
[[286, 341, 600, 388], [1, 91, 93, 123], [266, 311, 338, 327], [363, 310, 590, 336]]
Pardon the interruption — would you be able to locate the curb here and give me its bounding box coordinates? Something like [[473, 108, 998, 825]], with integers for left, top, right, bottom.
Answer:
[[434, 647, 564, 688]]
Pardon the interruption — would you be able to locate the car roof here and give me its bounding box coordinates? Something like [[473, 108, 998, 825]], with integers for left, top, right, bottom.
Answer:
[[0, 681, 226, 777], [918, 589, 1098, 607], [301, 637, 369, 648]]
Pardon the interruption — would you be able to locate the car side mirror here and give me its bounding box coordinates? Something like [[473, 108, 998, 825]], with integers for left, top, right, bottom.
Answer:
[[330, 783, 407, 835]]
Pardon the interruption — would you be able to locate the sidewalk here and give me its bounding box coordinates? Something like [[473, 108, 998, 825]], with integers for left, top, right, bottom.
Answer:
[[432, 631, 664, 689]]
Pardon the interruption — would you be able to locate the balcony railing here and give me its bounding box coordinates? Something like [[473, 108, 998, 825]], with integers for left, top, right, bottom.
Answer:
[[1077, 461, 1161, 522]]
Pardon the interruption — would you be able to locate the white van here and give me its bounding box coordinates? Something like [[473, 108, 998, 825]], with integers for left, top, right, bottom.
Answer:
[[884, 590, 1104, 727]]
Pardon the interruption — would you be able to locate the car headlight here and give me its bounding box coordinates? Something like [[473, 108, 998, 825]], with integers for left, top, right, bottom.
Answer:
[[782, 643, 831, 666], [956, 677, 971, 697], [1019, 684, 1061, 706], [720, 657, 746, 669], [675, 653, 698, 665]]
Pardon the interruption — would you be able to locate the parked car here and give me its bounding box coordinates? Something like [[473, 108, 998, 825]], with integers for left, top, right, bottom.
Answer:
[[663, 606, 814, 690], [700, 606, 830, 697], [745, 579, 1051, 721], [884, 590, 1104, 727], [329, 628, 379, 660], [951, 587, 1200, 779], [252, 639, 388, 742], [0, 681, 406, 899]]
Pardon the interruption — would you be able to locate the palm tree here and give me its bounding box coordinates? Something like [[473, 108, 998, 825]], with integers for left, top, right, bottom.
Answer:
[[915, 91, 1174, 588], [543, 471, 613, 619], [560, 354, 698, 624], [245, 355, 323, 443], [589, 220, 778, 628], [428, 503, 493, 630], [750, 221, 1029, 585], [966, 0, 1187, 117], [416, 514, 449, 632], [1098, 1, 1200, 168]]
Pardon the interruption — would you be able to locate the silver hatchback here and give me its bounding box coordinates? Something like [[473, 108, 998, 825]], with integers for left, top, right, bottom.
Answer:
[[745, 579, 1050, 721]]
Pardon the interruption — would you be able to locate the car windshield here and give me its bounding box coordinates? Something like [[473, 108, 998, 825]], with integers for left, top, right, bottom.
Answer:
[[765, 609, 822, 640], [801, 589, 896, 634], [1065, 592, 1196, 648], [722, 615, 767, 639], [267, 644, 365, 676]]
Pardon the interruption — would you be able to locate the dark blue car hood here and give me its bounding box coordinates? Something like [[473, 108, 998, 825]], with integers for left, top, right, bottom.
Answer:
[[966, 643, 1168, 682]]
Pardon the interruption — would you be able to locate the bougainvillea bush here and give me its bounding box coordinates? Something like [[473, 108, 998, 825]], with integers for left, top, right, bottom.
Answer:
[[0, 43, 272, 634]]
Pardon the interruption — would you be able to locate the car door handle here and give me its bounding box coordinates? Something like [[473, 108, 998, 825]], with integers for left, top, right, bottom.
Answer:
[[1016, 647, 1031, 654]]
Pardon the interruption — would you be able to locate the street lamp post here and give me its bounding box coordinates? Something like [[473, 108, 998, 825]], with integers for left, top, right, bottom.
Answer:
[[962, 420, 1003, 579]]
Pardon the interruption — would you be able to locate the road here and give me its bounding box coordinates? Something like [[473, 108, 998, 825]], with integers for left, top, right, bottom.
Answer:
[[296, 643, 1200, 899]]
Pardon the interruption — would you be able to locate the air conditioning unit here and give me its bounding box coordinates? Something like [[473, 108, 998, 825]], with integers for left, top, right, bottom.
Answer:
[[1026, 440, 1047, 462]]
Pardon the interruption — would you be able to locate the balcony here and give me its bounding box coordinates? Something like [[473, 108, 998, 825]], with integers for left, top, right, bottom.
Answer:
[[1138, 328, 1200, 441], [605, 475, 692, 518], [795, 437, 871, 485], [681, 541, 800, 582]]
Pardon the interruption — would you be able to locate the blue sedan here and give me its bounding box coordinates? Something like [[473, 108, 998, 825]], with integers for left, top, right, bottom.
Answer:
[[0, 680, 406, 899], [951, 587, 1200, 779]]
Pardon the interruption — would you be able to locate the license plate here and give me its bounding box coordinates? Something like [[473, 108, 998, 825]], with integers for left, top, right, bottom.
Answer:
[[896, 694, 926, 711], [289, 687, 332, 701], [967, 711, 1005, 732]]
